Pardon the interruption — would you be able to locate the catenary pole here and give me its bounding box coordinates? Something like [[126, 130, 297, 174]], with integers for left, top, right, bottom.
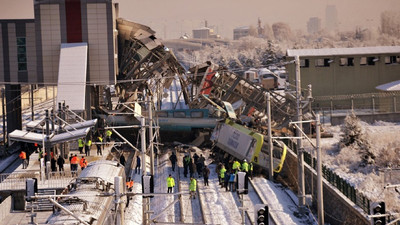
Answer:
[[295, 55, 306, 208], [267, 92, 274, 181], [316, 114, 325, 225]]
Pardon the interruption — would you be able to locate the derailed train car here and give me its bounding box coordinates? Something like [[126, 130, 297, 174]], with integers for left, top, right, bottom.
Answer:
[[211, 119, 287, 173], [46, 160, 126, 224]]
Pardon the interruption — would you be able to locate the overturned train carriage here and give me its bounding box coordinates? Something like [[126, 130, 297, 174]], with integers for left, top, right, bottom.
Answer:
[[46, 160, 126, 224], [212, 119, 287, 173]]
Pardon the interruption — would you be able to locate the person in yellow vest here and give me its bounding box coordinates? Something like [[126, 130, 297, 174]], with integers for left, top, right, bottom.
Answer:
[[167, 174, 175, 193], [249, 162, 254, 179], [241, 159, 249, 172], [220, 165, 227, 188], [78, 138, 84, 154], [85, 138, 92, 156], [96, 135, 103, 156], [106, 130, 112, 144], [232, 160, 241, 174], [189, 177, 197, 199]]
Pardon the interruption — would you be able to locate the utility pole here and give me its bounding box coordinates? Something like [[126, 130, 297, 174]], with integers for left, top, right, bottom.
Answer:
[[2, 88, 6, 147], [31, 84, 34, 121], [148, 96, 154, 176], [295, 55, 306, 208], [266, 92, 274, 181], [316, 114, 324, 225], [140, 116, 148, 225]]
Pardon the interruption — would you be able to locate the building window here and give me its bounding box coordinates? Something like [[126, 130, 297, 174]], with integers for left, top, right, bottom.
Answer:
[[16, 37, 27, 71], [385, 56, 400, 64], [367, 57, 376, 65], [360, 57, 367, 65], [190, 111, 203, 118], [300, 59, 309, 68], [315, 58, 331, 67], [339, 57, 354, 66], [173, 111, 186, 118]]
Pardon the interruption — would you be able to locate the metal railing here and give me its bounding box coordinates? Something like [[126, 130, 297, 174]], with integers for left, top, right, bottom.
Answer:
[[0, 171, 80, 191], [283, 138, 372, 214]]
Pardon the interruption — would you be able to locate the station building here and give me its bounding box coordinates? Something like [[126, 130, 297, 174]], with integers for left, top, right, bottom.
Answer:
[[0, 0, 119, 133], [286, 46, 400, 97]]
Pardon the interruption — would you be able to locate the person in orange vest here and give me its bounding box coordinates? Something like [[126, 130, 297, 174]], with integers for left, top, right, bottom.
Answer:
[[19, 150, 27, 169], [70, 154, 79, 176], [126, 178, 134, 192], [80, 156, 88, 170]]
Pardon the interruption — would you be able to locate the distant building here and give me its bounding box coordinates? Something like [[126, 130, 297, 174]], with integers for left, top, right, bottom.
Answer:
[[307, 17, 322, 34], [193, 27, 211, 39], [325, 5, 338, 31], [233, 26, 250, 40], [285, 46, 400, 97]]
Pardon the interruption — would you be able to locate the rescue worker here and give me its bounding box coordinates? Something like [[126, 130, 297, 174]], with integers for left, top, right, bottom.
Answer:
[[229, 171, 236, 192], [167, 174, 175, 193], [135, 155, 140, 174], [216, 162, 223, 184], [232, 160, 241, 174], [189, 177, 197, 199], [126, 178, 134, 192], [71, 154, 79, 176], [96, 135, 103, 156], [106, 129, 112, 144], [169, 152, 177, 172], [220, 165, 227, 188], [85, 138, 92, 156], [57, 155, 65, 174], [120, 154, 126, 167], [78, 138, 84, 154], [241, 159, 249, 173], [80, 156, 88, 170], [19, 150, 27, 169], [249, 162, 254, 179], [183, 154, 191, 178], [203, 165, 210, 186]]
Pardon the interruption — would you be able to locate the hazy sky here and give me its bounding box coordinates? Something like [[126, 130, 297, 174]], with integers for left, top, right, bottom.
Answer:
[[1, 0, 399, 39]]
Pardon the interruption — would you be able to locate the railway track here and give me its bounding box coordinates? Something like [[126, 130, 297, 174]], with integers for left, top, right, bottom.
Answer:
[[175, 147, 205, 224]]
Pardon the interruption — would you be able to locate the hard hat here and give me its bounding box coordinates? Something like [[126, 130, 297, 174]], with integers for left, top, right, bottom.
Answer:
[[243, 159, 247, 162]]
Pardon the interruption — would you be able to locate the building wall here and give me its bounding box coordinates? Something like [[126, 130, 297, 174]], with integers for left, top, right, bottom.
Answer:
[[286, 54, 400, 97], [0, 24, 3, 82], [87, 3, 109, 83], [40, 4, 61, 85], [0, 20, 36, 84]]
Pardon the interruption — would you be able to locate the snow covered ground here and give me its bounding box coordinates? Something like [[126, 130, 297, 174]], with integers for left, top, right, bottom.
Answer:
[[303, 120, 400, 214], [124, 147, 318, 225]]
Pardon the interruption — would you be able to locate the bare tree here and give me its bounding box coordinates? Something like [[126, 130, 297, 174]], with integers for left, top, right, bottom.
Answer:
[[380, 11, 400, 38]]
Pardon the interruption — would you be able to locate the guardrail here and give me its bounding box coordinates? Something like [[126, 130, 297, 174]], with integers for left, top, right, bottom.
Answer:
[[283, 139, 372, 214], [0, 171, 79, 191]]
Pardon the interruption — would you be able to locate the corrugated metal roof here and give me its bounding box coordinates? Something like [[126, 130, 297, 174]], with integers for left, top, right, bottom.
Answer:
[[56, 43, 88, 111], [287, 46, 400, 57]]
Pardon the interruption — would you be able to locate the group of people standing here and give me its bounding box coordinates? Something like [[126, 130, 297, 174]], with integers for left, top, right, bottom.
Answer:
[[167, 150, 211, 200], [216, 159, 253, 192], [69, 154, 88, 176]]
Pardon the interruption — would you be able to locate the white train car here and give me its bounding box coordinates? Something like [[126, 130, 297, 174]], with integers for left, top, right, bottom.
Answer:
[[46, 160, 126, 224]]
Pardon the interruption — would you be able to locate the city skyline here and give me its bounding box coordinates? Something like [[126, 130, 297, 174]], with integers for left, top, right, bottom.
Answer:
[[0, 0, 399, 39]]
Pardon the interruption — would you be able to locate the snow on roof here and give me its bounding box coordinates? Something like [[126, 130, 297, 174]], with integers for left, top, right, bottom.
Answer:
[[286, 46, 400, 57]]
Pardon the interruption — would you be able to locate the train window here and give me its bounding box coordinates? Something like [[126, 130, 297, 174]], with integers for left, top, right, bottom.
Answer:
[[173, 111, 186, 118], [156, 112, 168, 117], [191, 111, 204, 118]]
